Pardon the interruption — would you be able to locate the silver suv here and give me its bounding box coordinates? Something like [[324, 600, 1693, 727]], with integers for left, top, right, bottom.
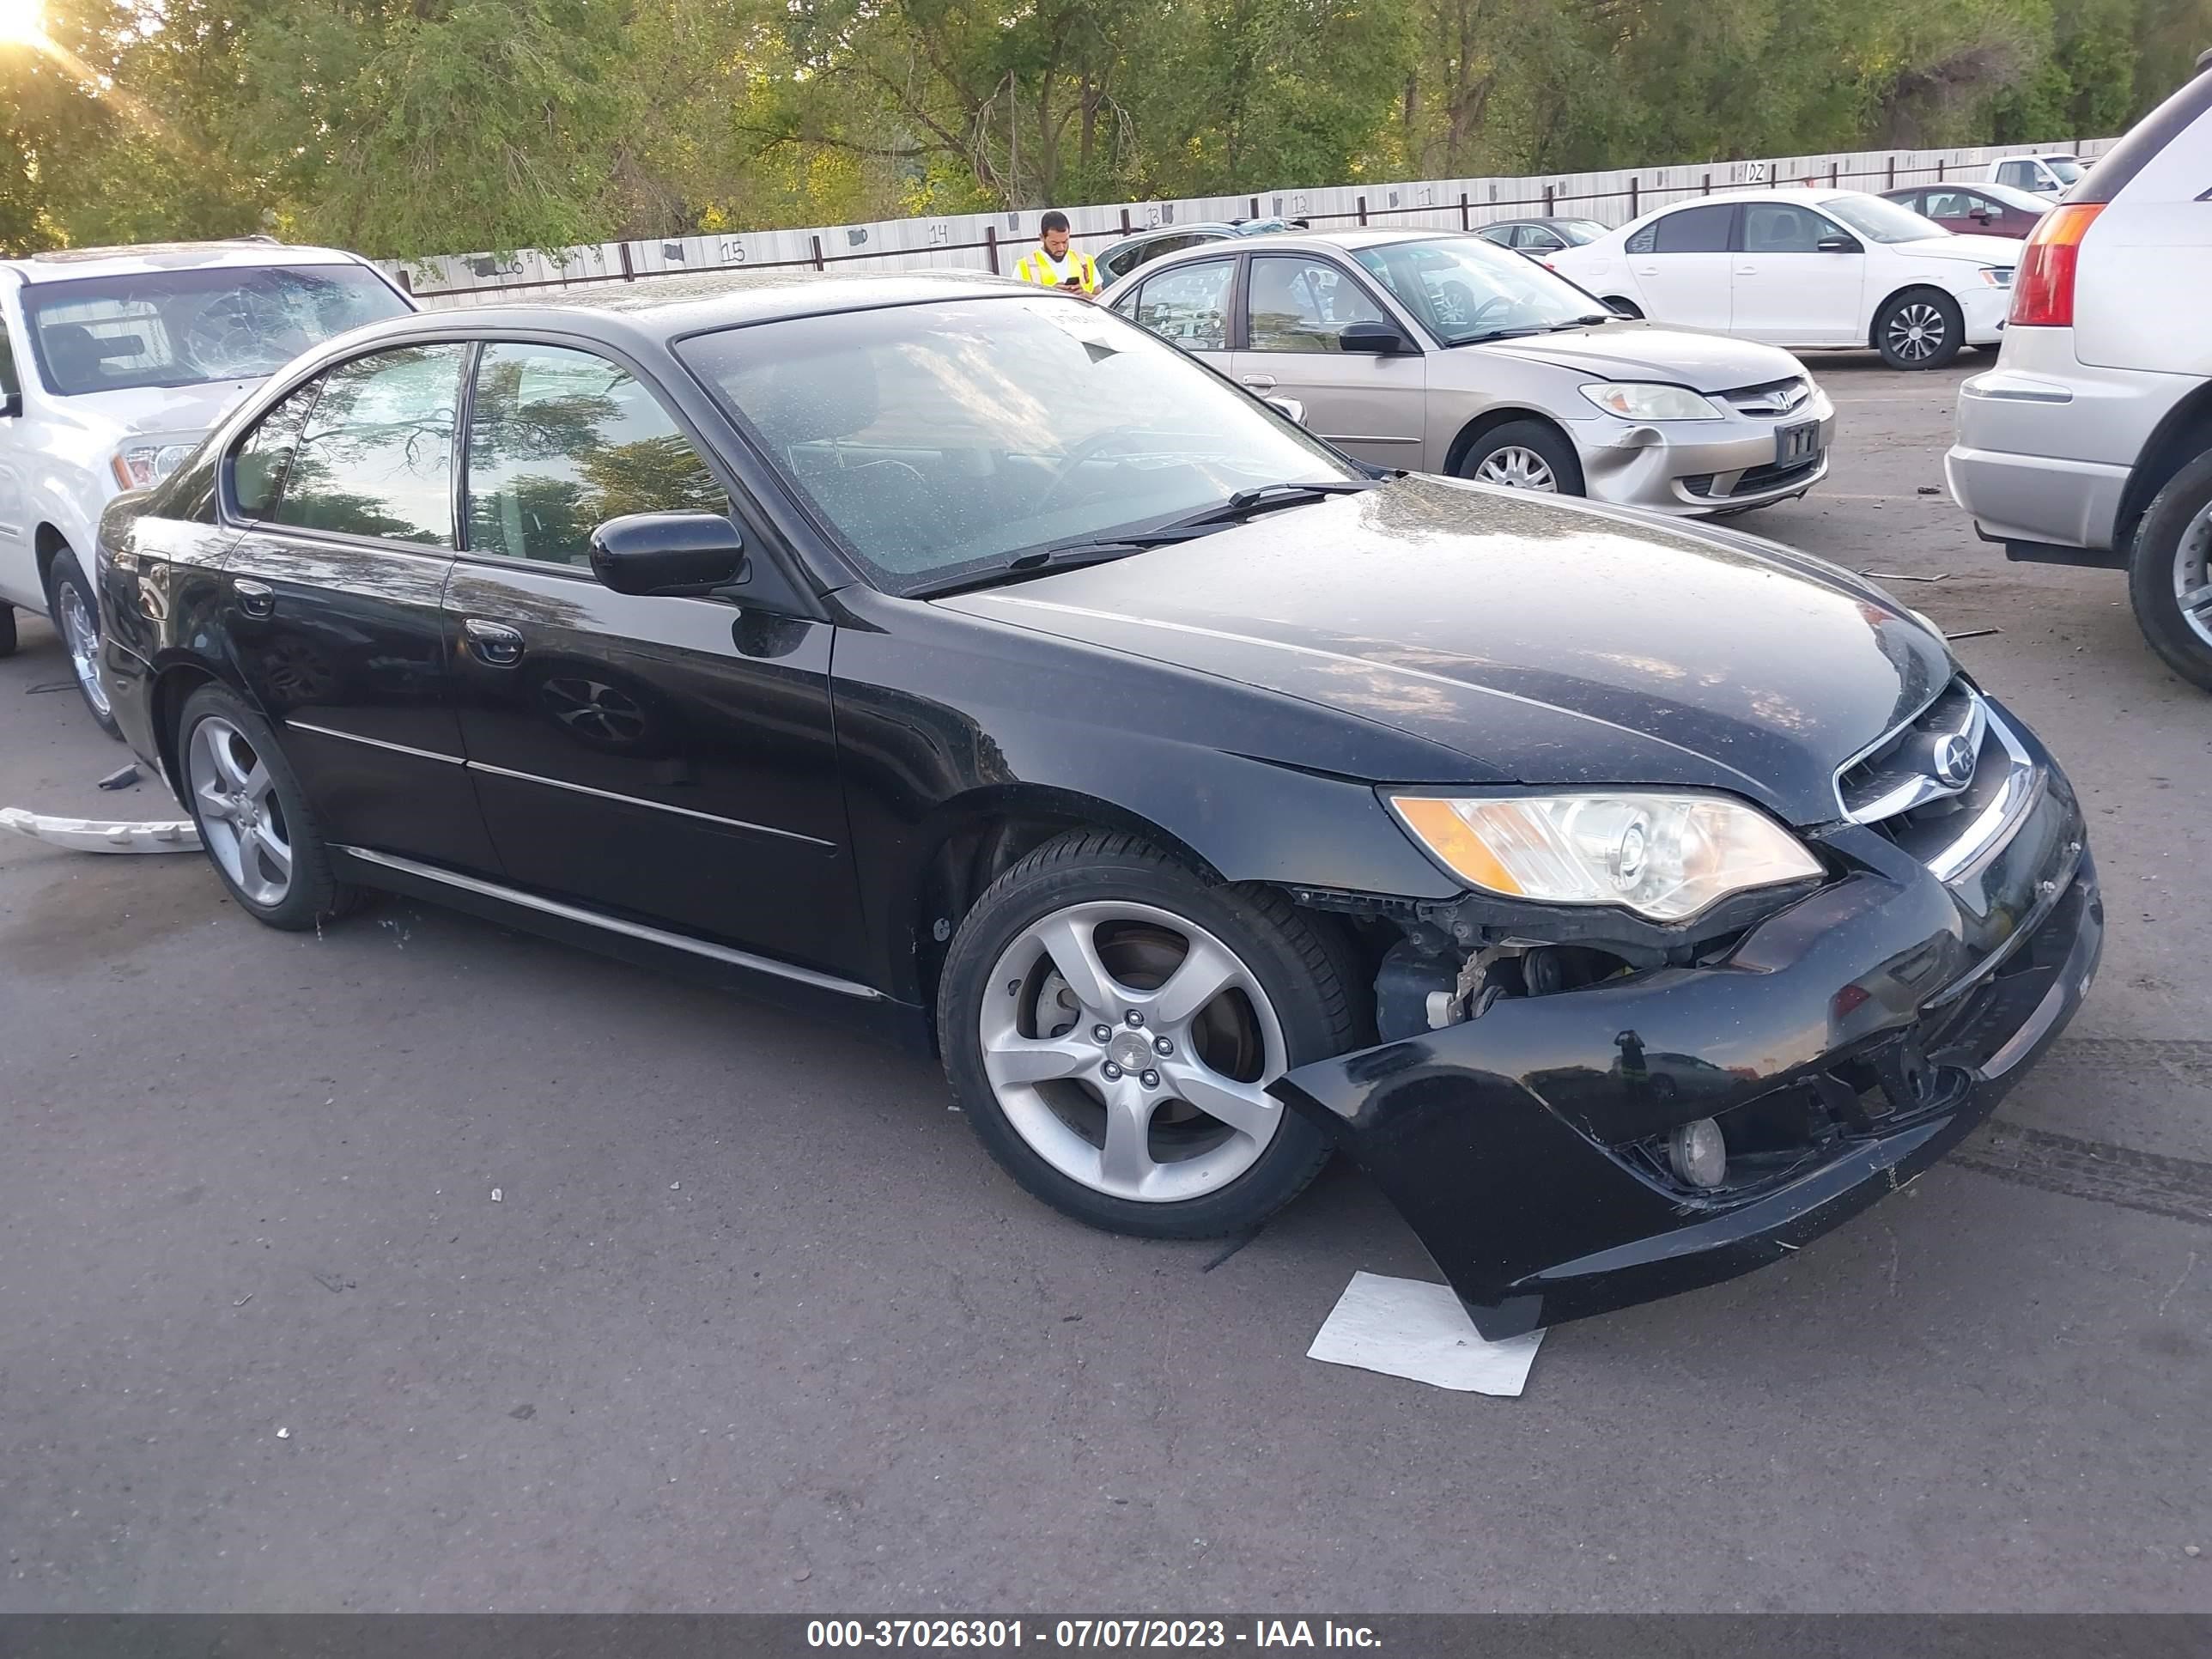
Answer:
[[1947, 54, 2212, 690]]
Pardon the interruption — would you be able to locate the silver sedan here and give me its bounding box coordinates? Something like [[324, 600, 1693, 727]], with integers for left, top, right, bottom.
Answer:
[[1098, 228, 1837, 515]]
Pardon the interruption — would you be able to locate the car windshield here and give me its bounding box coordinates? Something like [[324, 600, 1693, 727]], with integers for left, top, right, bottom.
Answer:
[[21, 264, 410, 397], [1555, 220, 1608, 244], [1822, 195, 1949, 244], [677, 295, 1358, 593], [1350, 235, 1599, 344], [2045, 157, 2084, 185]]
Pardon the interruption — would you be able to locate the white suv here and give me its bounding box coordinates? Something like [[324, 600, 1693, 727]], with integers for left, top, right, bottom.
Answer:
[[1946, 58, 2212, 690], [0, 240, 413, 733]]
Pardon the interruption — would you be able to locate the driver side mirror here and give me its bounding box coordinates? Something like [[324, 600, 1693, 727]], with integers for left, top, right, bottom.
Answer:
[[590, 512, 749, 598], [1264, 396, 1307, 427], [1815, 234, 1862, 253], [1338, 320, 1413, 355]]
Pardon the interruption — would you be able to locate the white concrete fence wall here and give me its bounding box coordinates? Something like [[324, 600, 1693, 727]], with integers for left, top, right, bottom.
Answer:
[[389, 136, 2117, 309]]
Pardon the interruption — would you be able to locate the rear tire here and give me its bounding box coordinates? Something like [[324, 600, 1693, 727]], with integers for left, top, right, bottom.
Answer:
[[1874, 289, 1964, 370], [2127, 447, 2212, 694], [1602, 297, 1644, 319], [46, 548, 122, 739], [176, 683, 362, 930], [1455, 419, 1586, 496], [938, 830, 1352, 1239]]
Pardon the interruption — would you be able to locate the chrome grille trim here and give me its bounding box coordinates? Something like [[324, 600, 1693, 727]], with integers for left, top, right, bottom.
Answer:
[[1717, 376, 1814, 418], [1839, 680, 1986, 823], [1923, 706, 2040, 883]]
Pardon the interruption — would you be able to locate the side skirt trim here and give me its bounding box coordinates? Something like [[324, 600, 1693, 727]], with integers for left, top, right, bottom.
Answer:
[[332, 844, 883, 1001]]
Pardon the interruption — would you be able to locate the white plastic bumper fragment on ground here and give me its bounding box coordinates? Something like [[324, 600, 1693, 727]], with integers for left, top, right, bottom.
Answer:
[[1308, 1270, 1544, 1395], [0, 807, 201, 854]]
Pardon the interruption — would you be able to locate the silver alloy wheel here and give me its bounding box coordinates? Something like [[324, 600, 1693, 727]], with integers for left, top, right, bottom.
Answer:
[[186, 715, 295, 907], [2176, 502, 2212, 651], [1473, 445, 1559, 491], [979, 901, 1290, 1203], [1886, 301, 1948, 362], [56, 580, 109, 717]]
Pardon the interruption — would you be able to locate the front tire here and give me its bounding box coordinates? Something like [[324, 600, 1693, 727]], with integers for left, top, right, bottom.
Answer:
[[1602, 297, 1644, 319], [938, 831, 1353, 1239], [1875, 289, 1964, 370], [46, 549, 121, 739], [0, 602, 16, 658], [176, 683, 360, 929], [2127, 447, 2212, 693], [1456, 419, 1586, 496]]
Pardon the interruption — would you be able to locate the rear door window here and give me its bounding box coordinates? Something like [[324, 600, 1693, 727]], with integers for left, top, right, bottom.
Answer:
[[269, 343, 468, 545], [1130, 258, 1235, 351], [1650, 204, 1736, 252]]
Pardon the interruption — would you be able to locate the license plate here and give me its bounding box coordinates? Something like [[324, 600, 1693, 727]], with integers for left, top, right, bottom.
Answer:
[[1777, 421, 1820, 465]]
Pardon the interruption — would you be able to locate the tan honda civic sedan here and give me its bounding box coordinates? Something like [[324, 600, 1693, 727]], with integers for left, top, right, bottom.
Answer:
[[1099, 227, 1837, 515]]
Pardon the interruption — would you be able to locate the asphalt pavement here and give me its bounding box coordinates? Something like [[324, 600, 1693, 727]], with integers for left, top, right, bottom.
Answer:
[[3, 355, 2209, 1612]]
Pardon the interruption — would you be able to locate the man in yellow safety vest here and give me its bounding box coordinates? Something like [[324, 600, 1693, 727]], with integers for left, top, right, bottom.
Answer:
[[1013, 211, 1098, 296]]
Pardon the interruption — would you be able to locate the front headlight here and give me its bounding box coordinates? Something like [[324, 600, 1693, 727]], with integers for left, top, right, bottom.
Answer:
[[110, 440, 200, 491], [1975, 266, 2013, 288], [1578, 382, 1724, 422], [1389, 791, 1823, 922]]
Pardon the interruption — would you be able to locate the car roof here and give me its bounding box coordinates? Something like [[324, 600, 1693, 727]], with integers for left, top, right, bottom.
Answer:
[[317, 268, 1039, 349], [1, 240, 374, 285]]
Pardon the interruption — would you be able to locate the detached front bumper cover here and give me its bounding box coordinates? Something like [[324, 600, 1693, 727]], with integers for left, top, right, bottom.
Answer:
[[1273, 765, 2102, 1340]]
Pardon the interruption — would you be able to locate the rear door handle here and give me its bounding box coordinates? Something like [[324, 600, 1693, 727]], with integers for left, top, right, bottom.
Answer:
[[1735, 264, 1758, 275], [234, 577, 274, 618], [464, 618, 524, 666], [1239, 374, 1278, 392]]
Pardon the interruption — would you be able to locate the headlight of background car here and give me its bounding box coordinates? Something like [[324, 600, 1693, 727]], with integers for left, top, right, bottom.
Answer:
[[1578, 382, 1724, 421], [110, 440, 201, 491], [1975, 267, 2013, 288], [1389, 792, 1823, 922]]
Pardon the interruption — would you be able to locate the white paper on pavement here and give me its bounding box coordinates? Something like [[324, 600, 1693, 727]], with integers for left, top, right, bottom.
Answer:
[[1307, 1270, 1545, 1396]]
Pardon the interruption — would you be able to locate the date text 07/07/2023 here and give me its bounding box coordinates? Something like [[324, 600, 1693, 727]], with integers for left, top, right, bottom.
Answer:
[[805, 1620, 1384, 1649]]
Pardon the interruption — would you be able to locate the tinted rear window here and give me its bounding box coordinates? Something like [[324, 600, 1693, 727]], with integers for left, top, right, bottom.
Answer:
[[1651, 204, 1735, 252]]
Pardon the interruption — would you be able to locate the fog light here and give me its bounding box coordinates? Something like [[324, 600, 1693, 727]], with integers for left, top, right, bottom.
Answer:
[[1668, 1118, 1728, 1188]]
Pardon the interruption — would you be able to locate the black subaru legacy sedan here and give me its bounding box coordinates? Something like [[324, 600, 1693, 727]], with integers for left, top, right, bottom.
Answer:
[[94, 270, 2101, 1337]]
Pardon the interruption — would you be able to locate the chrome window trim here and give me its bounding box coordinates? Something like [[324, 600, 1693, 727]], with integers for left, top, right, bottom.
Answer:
[[332, 846, 881, 1000]]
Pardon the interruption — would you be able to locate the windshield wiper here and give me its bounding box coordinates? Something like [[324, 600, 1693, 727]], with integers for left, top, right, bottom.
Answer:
[[1147, 478, 1382, 533], [910, 479, 1383, 599]]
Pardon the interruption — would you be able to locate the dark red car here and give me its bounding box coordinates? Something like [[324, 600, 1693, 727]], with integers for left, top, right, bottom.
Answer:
[[1879, 181, 2050, 240]]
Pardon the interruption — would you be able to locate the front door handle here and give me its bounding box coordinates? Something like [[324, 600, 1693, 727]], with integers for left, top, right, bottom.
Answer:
[[464, 618, 525, 667], [234, 578, 274, 618], [1239, 374, 1278, 392], [1735, 264, 1758, 275]]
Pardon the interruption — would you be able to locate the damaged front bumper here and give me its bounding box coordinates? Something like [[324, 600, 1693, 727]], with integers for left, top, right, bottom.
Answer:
[[1272, 715, 2103, 1340]]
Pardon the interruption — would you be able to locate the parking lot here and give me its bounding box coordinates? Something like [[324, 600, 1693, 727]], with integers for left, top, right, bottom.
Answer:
[[3, 353, 2209, 1613]]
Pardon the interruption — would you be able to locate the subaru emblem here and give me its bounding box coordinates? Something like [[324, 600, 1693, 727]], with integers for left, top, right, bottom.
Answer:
[[1933, 732, 1977, 788]]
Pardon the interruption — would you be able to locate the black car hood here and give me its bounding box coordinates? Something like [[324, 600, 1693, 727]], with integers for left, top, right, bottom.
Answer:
[[933, 476, 1951, 825]]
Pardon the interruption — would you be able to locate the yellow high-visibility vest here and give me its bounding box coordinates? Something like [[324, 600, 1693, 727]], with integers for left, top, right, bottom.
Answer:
[[1014, 246, 1098, 294]]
